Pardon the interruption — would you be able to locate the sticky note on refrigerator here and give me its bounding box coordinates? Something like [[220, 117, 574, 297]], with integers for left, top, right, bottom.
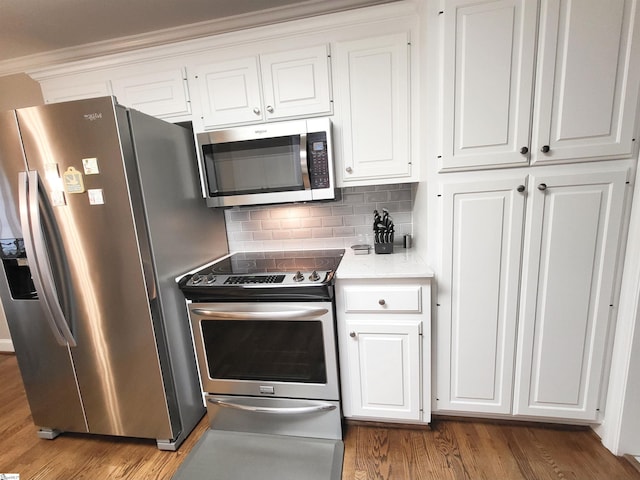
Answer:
[[87, 189, 104, 205], [82, 157, 99, 175]]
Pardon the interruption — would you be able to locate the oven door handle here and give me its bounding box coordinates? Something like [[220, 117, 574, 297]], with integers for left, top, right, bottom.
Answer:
[[208, 398, 336, 415], [191, 307, 328, 320]]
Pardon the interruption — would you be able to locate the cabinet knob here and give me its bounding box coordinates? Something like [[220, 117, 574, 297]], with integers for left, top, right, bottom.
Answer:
[[378, 299, 386, 306], [349, 331, 357, 338], [517, 185, 525, 193], [538, 183, 547, 191], [266, 105, 274, 113], [252, 107, 261, 115], [346, 167, 353, 174], [520, 146, 529, 155], [541, 145, 550, 153]]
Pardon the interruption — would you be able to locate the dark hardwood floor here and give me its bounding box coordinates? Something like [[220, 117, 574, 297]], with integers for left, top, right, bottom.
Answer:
[[1, 353, 638, 479]]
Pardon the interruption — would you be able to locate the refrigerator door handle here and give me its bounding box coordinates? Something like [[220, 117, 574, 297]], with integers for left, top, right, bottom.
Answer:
[[24, 171, 77, 347], [19, 171, 68, 346]]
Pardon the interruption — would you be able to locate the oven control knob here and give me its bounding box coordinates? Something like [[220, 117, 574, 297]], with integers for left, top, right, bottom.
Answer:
[[191, 274, 204, 285], [205, 274, 216, 285], [293, 271, 305, 282], [309, 271, 321, 282]]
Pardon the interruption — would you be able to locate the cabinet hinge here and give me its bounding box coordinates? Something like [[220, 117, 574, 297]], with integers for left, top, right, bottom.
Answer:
[[438, 10, 444, 15]]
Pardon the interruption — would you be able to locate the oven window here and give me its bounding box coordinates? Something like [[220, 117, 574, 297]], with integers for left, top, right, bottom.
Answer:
[[201, 320, 327, 384], [203, 136, 303, 196]]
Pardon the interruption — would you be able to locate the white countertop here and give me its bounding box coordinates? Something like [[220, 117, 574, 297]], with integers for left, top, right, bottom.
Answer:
[[336, 247, 434, 279]]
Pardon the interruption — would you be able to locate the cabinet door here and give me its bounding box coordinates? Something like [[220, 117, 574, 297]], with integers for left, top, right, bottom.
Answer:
[[260, 45, 332, 120], [42, 81, 111, 104], [514, 169, 627, 420], [193, 57, 263, 128], [441, 0, 538, 171], [111, 67, 191, 118], [437, 177, 526, 414], [333, 33, 411, 185], [346, 320, 421, 421], [532, 0, 640, 164]]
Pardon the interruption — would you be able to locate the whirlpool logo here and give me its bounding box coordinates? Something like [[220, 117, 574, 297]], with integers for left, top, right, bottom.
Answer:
[[83, 113, 103, 121]]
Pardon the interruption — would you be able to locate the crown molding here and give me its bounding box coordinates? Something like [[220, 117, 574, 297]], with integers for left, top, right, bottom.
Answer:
[[0, 0, 405, 77]]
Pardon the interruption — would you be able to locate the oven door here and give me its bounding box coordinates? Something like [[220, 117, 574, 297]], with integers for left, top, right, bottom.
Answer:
[[188, 301, 339, 401]]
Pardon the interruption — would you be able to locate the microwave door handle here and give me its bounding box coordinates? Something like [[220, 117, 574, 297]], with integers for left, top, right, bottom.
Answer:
[[300, 132, 310, 190], [191, 307, 328, 320], [208, 398, 336, 415], [19, 172, 68, 346]]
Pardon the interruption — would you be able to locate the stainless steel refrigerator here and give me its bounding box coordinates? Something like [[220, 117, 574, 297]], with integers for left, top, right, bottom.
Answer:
[[0, 96, 228, 450]]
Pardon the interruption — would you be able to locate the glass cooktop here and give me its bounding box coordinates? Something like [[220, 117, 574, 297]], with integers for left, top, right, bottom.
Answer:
[[206, 249, 345, 276]]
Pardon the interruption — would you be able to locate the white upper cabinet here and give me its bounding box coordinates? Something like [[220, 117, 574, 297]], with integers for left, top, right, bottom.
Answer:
[[191, 45, 332, 129], [441, 0, 640, 171], [333, 33, 414, 186], [260, 46, 332, 121], [41, 80, 112, 104], [110, 67, 191, 119], [532, 0, 639, 164], [441, 0, 537, 170]]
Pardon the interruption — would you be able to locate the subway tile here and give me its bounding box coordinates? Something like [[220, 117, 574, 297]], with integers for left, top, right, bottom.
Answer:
[[333, 226, 355, 237], [250, 209, 271, 220], [312, 228, 334, 238], [331, 205, 354, 216], [261, 219, 281, 230], [301, 217, 323, 228], [342, 192, 364, 204], [241, 221, 262, 231], [322, 216, 343, 227], [281, 218, 302, 229], [389, 189, 412, 202], [225, 209, 251, 222], [365, 191, 389, 203], [343, 215, 367, 226], [310, 206, 333, 217]]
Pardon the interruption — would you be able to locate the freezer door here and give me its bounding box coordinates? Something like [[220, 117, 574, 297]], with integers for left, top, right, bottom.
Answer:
[[0, 110, 87, 433], [15, 98, 174, 440]]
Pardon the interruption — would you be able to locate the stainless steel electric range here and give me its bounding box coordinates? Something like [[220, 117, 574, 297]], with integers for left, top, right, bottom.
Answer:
[[173, 250, 345, 480]]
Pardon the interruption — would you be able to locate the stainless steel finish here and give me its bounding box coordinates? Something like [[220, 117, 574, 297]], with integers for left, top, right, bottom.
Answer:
[[538, 183, 548, 191], [0, 109, 88, 435], [206, 395, 343, 440], [252, 107, 261, 115], [18, 172, 67, 346], [24, 170, 76, 347], [197, 117, 334, 208], [300, 131, 310, 190], [208, 398, 337, 415], [185, 269, 333, 287], [202, 118, 307, 144], [0, 97, 229, 449], [192, 306, 329, 320], [266, 105, 275, 113], [189, 300, 340, 401]]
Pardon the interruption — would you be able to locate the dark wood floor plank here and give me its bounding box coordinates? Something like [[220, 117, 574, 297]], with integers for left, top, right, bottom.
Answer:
[[2, 353, 639, 480]]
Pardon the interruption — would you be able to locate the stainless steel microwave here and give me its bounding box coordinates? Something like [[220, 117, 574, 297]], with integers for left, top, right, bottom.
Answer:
[[196, 118, 335, 208]]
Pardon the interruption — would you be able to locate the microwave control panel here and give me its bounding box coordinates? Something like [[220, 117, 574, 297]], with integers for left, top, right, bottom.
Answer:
[[307, 132, 330, 189]]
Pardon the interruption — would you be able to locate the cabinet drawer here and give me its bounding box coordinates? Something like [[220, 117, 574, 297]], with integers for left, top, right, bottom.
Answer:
[[343, 286, 422, 313]]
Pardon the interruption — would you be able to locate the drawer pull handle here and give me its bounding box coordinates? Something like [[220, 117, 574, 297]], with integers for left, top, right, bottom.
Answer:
[[378, 299, 386, 306], [349, 331, 357, 338]]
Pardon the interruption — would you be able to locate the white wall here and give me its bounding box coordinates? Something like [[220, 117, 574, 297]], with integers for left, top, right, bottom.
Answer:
[[0, 73, 44, 351]]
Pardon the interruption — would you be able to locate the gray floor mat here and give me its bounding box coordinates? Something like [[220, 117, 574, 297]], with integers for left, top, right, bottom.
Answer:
[[172, 430, 344, 480]]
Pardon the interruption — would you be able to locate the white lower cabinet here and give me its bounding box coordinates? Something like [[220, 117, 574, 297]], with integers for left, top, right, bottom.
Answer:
[[437, 165, 628, 421], [337, 278, 431, 423]]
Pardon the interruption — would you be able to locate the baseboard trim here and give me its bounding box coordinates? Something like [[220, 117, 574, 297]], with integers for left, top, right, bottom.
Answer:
[[0, 338, 14, 352], [624, 455, 640, 474]]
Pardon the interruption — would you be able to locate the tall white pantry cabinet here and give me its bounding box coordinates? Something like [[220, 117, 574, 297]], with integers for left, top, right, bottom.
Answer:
[[435, 0, 640, 422]]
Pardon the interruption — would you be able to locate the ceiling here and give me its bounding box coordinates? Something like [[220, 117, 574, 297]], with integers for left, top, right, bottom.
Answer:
[[0, 0, 397, 74]]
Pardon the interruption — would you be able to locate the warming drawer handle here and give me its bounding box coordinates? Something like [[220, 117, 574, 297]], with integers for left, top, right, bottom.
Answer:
[[191, 308, 328, 320], [208, 398, 336, 415]]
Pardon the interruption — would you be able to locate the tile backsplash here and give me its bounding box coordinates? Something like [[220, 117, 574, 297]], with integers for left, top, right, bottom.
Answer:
[[224, 184, 414, 252]]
